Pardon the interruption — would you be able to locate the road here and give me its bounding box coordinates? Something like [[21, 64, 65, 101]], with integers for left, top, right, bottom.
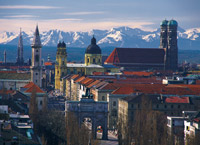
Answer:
[[98, 131, 118, 145]]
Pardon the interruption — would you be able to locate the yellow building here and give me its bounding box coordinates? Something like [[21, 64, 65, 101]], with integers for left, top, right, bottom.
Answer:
[[55, 41, 67, 90], [55, 37, 119, 92], [66, 37, 119, 75], [85, 36, 102, 66]]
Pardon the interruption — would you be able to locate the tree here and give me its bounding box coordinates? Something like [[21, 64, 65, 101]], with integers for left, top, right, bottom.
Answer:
[[118, 94, 173, 145], [65, 112, 100, 145], [29, 88, 39, 129]]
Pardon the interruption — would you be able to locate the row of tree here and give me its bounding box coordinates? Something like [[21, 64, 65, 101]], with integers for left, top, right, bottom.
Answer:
[[29, 90, 99, 145]]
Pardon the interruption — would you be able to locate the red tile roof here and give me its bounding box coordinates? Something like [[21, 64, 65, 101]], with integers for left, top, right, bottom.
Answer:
[[23, 82, 35, 88], [105, 48, 165, 64], [0, 71, 17, 73], [193, 117, 200, 123], [86, 80, 101, 88], [165, 97, 190, 103], [80, 78, 94, 85], [93, 72, 109, 75], [74, 76, 86, 83], [23, 82, 45, 93], [123, 71, 154, 76], [111, 84, 200, 96], [71, 74, 79, 80], [44, 62, 53, 66], [0, 90, 14, 94]]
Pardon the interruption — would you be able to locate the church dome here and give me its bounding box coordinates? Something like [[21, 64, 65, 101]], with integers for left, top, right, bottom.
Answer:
[[160, 20, 168, 26], [85, 37, 101, 54], [168, 20, 178, 26], [57, 41, 62, 48], [61, 41, 66, 48]]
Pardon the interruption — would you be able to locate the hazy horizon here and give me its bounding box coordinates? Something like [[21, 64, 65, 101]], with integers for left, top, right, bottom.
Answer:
[[0, 0, 199, 33]]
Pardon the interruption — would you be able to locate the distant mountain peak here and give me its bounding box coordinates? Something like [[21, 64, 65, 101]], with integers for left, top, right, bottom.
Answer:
[[0, 26, 200, 50]]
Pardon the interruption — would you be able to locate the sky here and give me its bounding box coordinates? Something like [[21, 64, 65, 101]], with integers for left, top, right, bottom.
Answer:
[[0, 0, 199, 32]]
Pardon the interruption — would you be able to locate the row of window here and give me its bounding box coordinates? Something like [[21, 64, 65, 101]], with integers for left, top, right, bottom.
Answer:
[[87, 58, 101, 63]]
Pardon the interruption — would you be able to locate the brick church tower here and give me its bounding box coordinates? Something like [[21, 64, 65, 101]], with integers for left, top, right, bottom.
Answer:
[[160, 19, 178, 71]]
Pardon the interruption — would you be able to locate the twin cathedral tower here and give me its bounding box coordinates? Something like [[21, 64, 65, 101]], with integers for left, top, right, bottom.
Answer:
[[29, 19, 178, 88]]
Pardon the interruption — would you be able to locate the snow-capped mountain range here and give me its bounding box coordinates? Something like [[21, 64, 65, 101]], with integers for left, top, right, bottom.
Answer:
[[0, 26, 200, 49]]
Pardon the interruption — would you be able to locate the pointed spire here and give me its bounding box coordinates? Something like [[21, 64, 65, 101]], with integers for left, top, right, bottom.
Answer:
[[17, 28, 24, 65], [4, 50, 6, 64], [32, 24, 42, 48], [91, 36, 96, 45]]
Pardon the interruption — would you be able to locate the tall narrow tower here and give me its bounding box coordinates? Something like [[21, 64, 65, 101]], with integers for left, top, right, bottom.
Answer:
[[31, 25, 43, 87], [160, 20, 168, 49], [4, 50, 6, 64], [55, 41, 67, 90], [160, 19, 178, 71], [17, 28, 24, 65], [167, 20, 178, 71]]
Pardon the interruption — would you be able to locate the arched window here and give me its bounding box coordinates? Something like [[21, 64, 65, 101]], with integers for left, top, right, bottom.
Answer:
[[87, 58, 89, 63], [93, 58, 95, 63]]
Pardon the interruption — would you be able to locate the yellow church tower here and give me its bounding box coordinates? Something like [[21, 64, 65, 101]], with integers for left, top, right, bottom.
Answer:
[[55, 41, 67, 90], [85, 36, 102, 66]]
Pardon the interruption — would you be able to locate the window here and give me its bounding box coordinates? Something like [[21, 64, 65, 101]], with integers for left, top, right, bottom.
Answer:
[[36, 80, 37, 83], [36, 50, 38, 52], [93, 58, 95, 63], [99, 59, 101, 63], [156, 104, 159, 109], [165, 105, 167, 108], [102, 96, 105, 101], [35, 54, 39, 62], [113, 101, 116, 106], [57, 71, 59, 74], [171, 105, 173, 109], [138, 104, 140, 108], [87, 58, 89, 63], [36, 73, 38, 75], [62, 61, 64, 65], [178, 105, 180, 108], [131, 104, 134, 108], [40, 101, 43, 105], [62, 72, 64, 76]]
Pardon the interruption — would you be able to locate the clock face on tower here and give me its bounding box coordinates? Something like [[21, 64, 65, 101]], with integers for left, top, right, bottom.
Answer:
[[35, 54, 39, 62]]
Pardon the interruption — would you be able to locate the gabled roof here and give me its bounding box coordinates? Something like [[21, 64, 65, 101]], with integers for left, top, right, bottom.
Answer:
[[71, 74, 79, 80], [80, 78, 94, 85], [23, 82, 34, 88], [86, 80, 101, 88], [105, 48, 165, 64], [74, 76, 86, 83], [23, 82, 44, 93], [93, 81, 108, 89]]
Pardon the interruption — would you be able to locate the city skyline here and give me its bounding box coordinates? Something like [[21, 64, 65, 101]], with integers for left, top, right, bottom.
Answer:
[[0, 0, 199, 32]]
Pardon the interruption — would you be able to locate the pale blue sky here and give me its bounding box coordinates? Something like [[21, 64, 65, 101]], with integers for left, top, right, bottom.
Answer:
[[0, 0, 199, 32]]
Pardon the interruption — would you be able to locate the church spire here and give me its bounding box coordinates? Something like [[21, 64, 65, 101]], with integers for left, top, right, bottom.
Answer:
[[17, 28, 24, 65], [32, 25, 42, 48]]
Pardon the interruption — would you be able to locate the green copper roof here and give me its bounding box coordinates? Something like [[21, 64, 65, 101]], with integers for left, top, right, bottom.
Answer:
[[168, 20, 178, 26], [160, 20, 168, 26]]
